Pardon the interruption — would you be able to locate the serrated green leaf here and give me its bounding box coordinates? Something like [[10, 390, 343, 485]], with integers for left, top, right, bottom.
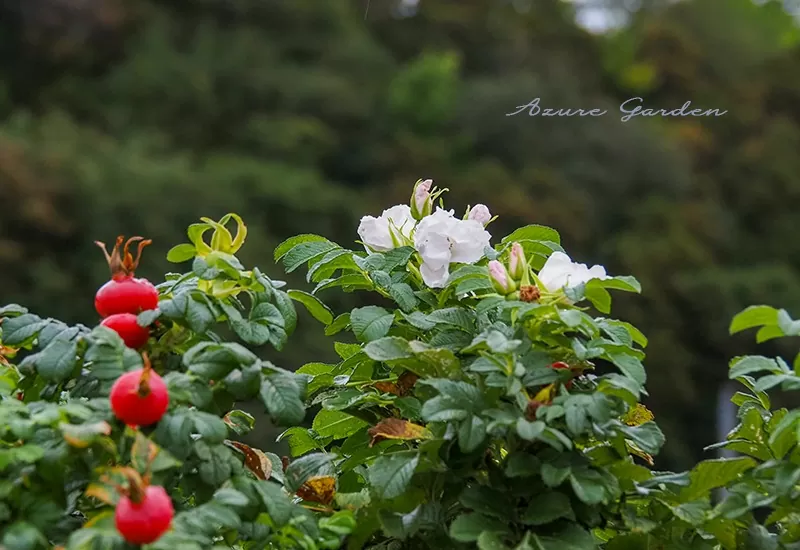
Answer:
[[288, 290, 334, 325], [368, 452, 419, 500], [350, 306, 394, 343]]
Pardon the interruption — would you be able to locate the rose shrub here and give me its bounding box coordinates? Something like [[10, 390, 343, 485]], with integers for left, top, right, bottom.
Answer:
[[0, 215, 354, 549], [1, 181, 799, 549]]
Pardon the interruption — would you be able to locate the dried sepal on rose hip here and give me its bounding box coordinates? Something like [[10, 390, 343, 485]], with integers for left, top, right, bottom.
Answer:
[[111, 468, 174, 545], [110, 353, 169, 427], [95, 236, 159, 318]]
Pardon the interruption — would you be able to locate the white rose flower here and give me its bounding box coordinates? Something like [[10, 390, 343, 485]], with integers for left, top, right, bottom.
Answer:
[[357, 205, 416, 253], [414, 208, 492, 288], [537, 251, 609, 291]]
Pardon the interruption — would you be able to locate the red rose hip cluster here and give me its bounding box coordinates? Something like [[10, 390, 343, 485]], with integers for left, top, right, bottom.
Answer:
[[94, 236, 173, 543], [95, 236, 158, 349]]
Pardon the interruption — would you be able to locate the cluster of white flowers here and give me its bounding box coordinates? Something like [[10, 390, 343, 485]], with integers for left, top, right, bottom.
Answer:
[[356, 182, 609, 292], [357, 202, 491, 288]]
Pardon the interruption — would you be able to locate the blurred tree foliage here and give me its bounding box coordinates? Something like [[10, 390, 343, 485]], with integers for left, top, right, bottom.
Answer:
[[1, 0, 799, 468]]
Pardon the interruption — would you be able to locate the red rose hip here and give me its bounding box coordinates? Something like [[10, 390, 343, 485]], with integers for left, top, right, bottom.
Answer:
[[95, 236, 159, 317], [115, 485, 174, 544], [101, 313, 150, 349], [110, 361, 169, 427]]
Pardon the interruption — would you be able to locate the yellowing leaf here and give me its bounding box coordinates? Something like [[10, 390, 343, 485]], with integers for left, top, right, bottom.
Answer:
[[85, 483, 119, 507], [622, 404, 654, 427], [367, 418, 431, 447], [61, 421, 112, 448], [131, 431, 159, 473], [626, 440, 655, 466], [296, 475, 336, 505], [533, 384, 557, 405], [83, 510, 115, 529]]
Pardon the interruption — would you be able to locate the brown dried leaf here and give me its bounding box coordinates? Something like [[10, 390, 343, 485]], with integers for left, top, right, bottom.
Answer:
[[368, 418, 431, 447], [374, 371, 419, 396], [296, 475, 336, 505], [226, 440, 272, 480]]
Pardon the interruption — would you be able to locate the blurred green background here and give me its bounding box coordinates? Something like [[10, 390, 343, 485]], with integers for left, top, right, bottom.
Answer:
[[1, 0, 800, 470]]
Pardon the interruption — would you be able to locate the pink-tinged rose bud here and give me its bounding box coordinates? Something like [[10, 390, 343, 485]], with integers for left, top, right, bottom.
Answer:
[[468, 204, 492, 226], [488, 260, 515, 295], [508, 242, 526, 279], [411, 179, 433, 220]]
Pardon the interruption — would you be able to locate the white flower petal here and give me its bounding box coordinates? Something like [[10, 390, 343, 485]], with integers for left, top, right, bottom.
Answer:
[[449, 219, 491, 264], [420, 262, 450, 288], [537, 252, 575, 291], [357, 205, 414, 252], [538, 251, 609, 291]]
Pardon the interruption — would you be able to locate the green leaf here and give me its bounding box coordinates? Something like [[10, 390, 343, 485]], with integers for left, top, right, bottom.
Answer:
[[350, 306, 394, 343], [618, 422, 665, 455], [1, 314, 48, 346], [274, 234, 330, 262], [188, 411, 228, 444], [213, 487, 250, 507], [388, 283, 418, 312], [449, 513, 509, 543], [278, 427, 322, 457], [729, 305, 779, 334], [260, 371, 306, 426], [307, 248, 356, 282], [516, 419, 545, 441], [283, 241, 338, 272], [184, 342, 257, 381], [368, 451, 419, 500], [504, 452, 541, 478], [284, 452, 335, 492], [502, 225, 561, 246], [34, 337, 79, 382], [167, 243, 197, 263], [288, 290, 334, 325], [458, 415, 487, 453], [85, 327, 143, 379], [604, 352, 646, 385], [569, 467, 615, 504], [680, 457, 756, 501], [521, 491, 575, 525], [273, 289, 298, 337], [325, 313, 350, 336], [729, 356, 780, 379], [476, 531, 509, 550], [253, 479, 295, 527], [223, 410, 255, 436], [2, 521, 47, 550], [530, 525, 598, 550], [768, 409, 800, 458], [584, 283, 611, 314], [312, 410, 368, 440], [363, 337, 411, 361]]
